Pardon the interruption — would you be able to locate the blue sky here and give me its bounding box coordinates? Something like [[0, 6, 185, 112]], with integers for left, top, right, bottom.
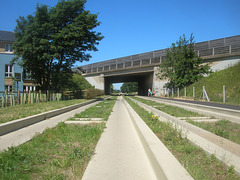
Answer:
[[0, 0, 239, 89]]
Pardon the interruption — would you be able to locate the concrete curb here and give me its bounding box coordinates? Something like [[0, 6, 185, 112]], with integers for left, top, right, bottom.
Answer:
[[0, 99, 98, 136], [129, 97, 240, 176], [123, 98, 194, 180]]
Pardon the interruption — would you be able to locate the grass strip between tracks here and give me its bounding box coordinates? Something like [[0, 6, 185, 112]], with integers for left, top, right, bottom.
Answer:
[[125, 96, 240, 180], [68, 96, 118, 121], [187, 120, 240, 145], [132, 96, 240, 145], [0, 99, 88, 124], [132, 96, 203, 117], [0, 97, 117, 179]]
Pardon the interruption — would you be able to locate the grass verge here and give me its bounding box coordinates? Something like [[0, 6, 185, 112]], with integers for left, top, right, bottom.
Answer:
[[0, 99, 89, 124], [125, 96, 240, 180], [187, 120, 240, 145], [132, 96, 203, 117], [0, 122, 105, 179], [68, 96, 117, 121]]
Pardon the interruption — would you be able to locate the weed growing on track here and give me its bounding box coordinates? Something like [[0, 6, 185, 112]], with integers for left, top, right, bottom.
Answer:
[[188, 120, 240, 145], [125, 96, 240, 180], [0, 99, 89, 124], [69, 96, 117, 121], [132, 96, 203, 117], [0, 122, 105, 179]]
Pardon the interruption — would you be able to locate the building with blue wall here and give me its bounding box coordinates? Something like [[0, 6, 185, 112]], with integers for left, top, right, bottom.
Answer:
[[0, 30, 37, 93]]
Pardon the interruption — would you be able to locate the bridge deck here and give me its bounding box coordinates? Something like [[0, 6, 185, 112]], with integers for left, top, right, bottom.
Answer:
[[75, 35, 240, 75]]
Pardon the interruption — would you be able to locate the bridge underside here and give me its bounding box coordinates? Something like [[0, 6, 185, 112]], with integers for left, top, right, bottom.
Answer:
[[104, 71, 153, 95]]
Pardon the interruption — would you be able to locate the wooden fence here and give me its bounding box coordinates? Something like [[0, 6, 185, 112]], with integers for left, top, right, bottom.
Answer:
[[0, 90, 62, 108]]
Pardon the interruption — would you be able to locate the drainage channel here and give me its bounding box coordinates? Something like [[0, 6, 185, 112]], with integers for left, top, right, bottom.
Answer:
[[128, 96, 240, 176]]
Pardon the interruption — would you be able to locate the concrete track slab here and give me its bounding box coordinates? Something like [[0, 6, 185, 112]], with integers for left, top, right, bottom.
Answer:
[[0, 101, 100, 152], [82, 96, 157, 180]]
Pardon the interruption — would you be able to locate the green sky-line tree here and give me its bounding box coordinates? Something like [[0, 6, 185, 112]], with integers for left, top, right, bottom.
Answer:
[[12, 0, 103, 92], [158, 34, 212, 89], [121, 82, 138, 93]]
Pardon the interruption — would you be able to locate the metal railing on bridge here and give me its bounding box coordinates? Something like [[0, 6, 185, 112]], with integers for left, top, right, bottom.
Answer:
[[77, 35, 240, 74]]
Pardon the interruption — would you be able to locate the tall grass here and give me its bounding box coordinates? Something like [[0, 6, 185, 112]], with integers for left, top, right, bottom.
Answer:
[[179, 62, 240, 105]]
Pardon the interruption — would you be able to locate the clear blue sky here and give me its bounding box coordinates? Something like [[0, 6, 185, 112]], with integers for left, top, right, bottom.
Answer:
[[1, 0, 239, 89]]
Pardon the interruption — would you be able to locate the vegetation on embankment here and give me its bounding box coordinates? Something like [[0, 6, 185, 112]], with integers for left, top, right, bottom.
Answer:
[[179, 62, 240, 105]]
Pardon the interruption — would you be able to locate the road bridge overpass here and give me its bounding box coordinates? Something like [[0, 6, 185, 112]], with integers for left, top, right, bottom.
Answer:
[[73, 35, 240, 95]]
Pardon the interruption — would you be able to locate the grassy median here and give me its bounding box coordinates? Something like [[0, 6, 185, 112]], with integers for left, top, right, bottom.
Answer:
[[0, 96, 117, 179], [0, 123, 105, 179]]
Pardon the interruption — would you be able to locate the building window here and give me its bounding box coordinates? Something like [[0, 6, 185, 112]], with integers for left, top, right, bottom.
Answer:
[[5, 64, 13, 77], [5, 44, 13, 52], [23, 69, 31, 80], [5, 85, 13, 92]]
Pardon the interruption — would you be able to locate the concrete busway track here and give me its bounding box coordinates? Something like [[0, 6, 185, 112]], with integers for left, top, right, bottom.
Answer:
[[82, 96, 193, 180], [0, 98, 109, 136], [0, 98, 108, 152], [139, 96, 240, 124], [129, 96, 240, 176]]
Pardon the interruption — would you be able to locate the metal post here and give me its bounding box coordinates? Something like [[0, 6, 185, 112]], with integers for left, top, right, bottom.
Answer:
[[223, 85, 225, 103], [178, 88, 179, 97], [172, 88, 174, 97], [184, 87, 186, 97], [193, 87, 195, 98], [203, 86, 205, 100]]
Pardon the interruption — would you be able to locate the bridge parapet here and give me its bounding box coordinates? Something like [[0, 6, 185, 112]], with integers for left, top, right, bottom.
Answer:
[[74, 35, 240, 75]]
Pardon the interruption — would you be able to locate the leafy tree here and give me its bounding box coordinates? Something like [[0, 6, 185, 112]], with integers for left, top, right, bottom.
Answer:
[[158, 34, 211, 89], [68, 72, 94, 91], [121, 82, 138, 93], [12, 0, 103, 92]]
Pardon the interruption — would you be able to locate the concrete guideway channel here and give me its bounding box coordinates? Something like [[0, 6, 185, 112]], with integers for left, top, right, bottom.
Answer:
[[0, 98, 107, 136], [0, 98, 106, 152], [143, 96, 240, 124], [130, 96, 240, 176], [82, 96, 193, 180]]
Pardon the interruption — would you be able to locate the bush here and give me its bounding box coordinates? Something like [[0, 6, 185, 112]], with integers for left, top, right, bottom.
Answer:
[[82, 89, 104, 99]]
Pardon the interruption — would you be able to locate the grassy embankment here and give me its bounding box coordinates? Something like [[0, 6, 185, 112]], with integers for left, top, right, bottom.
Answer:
[[178, 62, 240, 105], [0, 96, 117, 179], [125, 96, 239, 180]]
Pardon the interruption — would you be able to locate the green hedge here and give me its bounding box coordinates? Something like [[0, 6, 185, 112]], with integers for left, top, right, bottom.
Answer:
[[82, 89, 104, 99]]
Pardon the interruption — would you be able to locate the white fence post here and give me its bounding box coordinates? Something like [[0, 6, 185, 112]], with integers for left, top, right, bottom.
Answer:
[[193, 87, 195, 98], [223, 85, 225, 103]]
